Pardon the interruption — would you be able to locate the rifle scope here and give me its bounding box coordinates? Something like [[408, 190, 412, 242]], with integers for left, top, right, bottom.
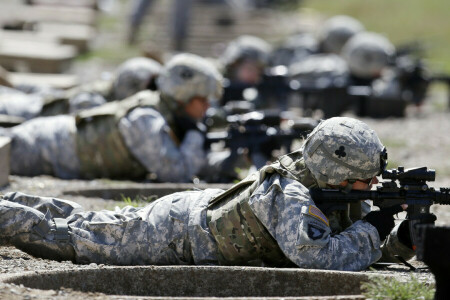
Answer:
[[382, 166, 435, 182]]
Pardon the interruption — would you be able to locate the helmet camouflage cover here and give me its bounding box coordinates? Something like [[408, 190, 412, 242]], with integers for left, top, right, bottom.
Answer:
[[301, 117, 385, 185], [318, 15, 365, 54], [157, 53, 223, 103], [342, 32, 395, 79], [112, 57, 162, 100], [220, 35, 272, 69]]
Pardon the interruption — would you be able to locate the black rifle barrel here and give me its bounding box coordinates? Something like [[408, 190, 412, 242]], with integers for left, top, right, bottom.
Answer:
[[310, 188, 450, 206]]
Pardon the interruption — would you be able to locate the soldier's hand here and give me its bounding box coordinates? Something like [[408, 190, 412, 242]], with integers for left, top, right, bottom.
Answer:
[[363, 205, 403, 241]]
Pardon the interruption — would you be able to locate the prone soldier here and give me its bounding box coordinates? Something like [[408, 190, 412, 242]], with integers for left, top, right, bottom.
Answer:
[[0, 116, 433, 270], [0, 57, 162, 122], [0, 53, 222, 182]]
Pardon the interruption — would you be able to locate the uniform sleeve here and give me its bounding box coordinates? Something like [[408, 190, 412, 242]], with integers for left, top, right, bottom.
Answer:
[[118, 107, 206, 182], [379, 221, 415, 263], [248, 174, 382, 271]]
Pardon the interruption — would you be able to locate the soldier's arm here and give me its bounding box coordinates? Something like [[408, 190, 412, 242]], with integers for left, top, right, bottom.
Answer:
[[118, 107, 205, 182], [379, 221, 415, 263], [250, 175, 382, 271]]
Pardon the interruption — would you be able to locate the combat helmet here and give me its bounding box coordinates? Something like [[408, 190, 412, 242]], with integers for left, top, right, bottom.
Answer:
[[342, 32, 395, 79], [157, 53, 223, 105], [318, 15, 365, 54], [112, 57, 162, 100], [220, 35, 272, 71], [301, 117, 386, 186]]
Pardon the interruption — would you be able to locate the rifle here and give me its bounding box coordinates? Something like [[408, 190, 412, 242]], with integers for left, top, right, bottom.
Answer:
[[220, 66, 292, 111], [206, 111, 318, 169], [310, 166, 450, 250]]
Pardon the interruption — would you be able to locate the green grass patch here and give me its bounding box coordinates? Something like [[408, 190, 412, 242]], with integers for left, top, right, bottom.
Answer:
[[117, 194, 158, 208], [386, 160, 401, 171], [362, 275, 434, 300], [380, 138, 407, 149], [76, 45, 141, 63], [302, 0, 450, 73]]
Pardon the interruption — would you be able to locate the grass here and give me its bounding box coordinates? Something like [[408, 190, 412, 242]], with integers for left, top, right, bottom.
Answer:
[[361, 275, 435, 300], [380, 138, 408, 150], [118, 194, 158, 208], [301, 0, 450, 73], [75, 0, 142, 65]]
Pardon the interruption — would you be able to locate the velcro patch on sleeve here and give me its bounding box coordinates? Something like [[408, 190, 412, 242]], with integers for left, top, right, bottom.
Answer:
[[307, 205, 329, 227]]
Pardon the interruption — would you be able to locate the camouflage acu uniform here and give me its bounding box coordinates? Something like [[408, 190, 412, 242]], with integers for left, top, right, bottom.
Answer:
[[0, 190, 221, 265], [0, 117, 414, 270], [2, 90, 206, 182], [0, 154, 413, 270]]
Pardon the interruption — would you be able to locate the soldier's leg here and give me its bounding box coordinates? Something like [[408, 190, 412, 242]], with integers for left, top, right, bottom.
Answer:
[[1, 191, 200, 266], [2, 192, 83, 218], [0, 197, 76, 261], [0, 192, 150, 264]]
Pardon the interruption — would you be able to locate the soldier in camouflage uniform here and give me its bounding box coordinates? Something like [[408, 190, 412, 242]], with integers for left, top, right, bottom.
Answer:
[[0, 117, 415, 270], [341, 32, 395, 81], [219, 35, 272, 106], [0, 57, 162, 121], [317, 15, 365, 55], [0, 53, 222, 182]]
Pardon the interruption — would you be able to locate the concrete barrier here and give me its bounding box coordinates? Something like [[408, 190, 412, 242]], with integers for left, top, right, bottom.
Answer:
[[8, 72, 79, 90], [3, 265, 380, 298], [0, 39, 77, 73]]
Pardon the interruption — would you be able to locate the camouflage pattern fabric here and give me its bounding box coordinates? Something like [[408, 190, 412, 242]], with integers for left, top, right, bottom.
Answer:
[[69, 92, 107, 114], [118, 107, 206, 182], [207, 167, 292, 267], [248, 172, 382, 270], [342, 31, 395, 79], [0, 190, 222, 265], [379, 221, 415, 263], [0, 90, 43, 120], [302, 117, 384, 185], [220, 35, 272, 69], [157, 53, 223, 104], [0, 159, 412, 269], [317, 15, 365, 55], [288, 54, 350, 89], [112, 57, 162, 100], [6, 115, 81, 179], [3, 91, 206, 181]]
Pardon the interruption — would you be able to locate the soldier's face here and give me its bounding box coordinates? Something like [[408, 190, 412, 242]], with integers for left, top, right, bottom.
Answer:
[[184, 96, 210, 120], [236, 61, 262, 84], [338, 176, 379, 191], [352, 176, 379, 191]]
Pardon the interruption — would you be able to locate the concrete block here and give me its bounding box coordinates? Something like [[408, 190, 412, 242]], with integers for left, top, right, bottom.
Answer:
[[3, 265, 384, 298], [37, 22, 96, 53], [0, 39, 77, 73], [26, 0, 98, 9], [8, 72, 79, 90], [0, 136, 11, 187], [0, 4, 97, 26]]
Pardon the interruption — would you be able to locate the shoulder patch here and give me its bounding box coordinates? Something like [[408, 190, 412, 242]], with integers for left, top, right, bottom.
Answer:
[[307, 205, 329, 227]]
